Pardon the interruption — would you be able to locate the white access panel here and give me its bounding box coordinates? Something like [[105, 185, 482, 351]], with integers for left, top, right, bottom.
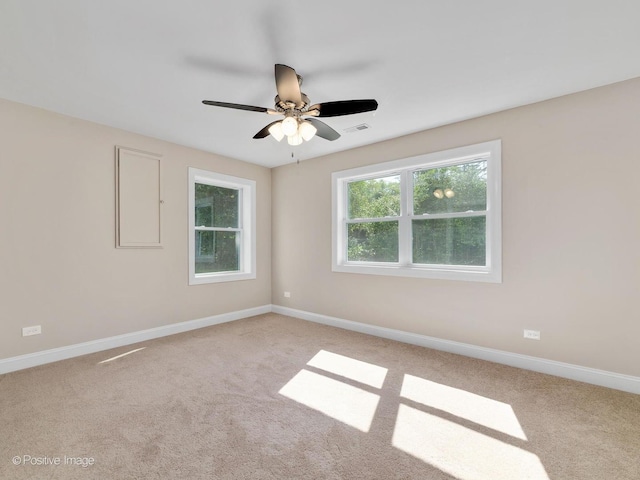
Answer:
[[115, 146, 162, 248]]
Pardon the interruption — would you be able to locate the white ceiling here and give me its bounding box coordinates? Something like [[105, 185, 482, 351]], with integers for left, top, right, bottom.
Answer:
[[2, 1, 640, 168]]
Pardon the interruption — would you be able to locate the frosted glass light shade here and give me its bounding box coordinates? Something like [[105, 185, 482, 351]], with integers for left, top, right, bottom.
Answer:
[[299, 121, 317, 141], [287, 131, 303, 146], [281, 116, 298, 136], [433, 188, 444, 199], [444, 188, 455, 198], [268, 122, 284, 141]]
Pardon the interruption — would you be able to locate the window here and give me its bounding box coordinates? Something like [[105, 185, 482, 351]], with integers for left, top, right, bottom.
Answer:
[[332, 140, 501, 283], [188, 168, 256, 284]]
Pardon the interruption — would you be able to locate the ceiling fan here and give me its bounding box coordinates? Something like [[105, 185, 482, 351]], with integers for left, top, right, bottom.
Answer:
[[202, 64, 378, 145]]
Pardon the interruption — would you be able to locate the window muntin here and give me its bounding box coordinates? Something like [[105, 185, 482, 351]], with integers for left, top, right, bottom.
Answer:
[[332, 140, 501, 283], [188, 168, 256, 285]]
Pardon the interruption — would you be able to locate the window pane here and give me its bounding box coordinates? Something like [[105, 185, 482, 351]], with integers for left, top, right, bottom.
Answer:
[[347, 221, 399, 262], [195, 231, 239, 273], [195, 183, 239, 228], [348, 175, 400, 219], [413, 160, 487, 215], [413, 217, 486, 266]]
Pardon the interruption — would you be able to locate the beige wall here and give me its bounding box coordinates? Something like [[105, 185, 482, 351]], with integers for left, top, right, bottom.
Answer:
[[0, 99, 271, 359], [272, 78, 640, 377], [2, 78, 639, 377]]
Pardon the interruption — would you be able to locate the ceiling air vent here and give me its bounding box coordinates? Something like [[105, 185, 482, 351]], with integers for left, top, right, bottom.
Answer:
[[343, 123, 370, 133]]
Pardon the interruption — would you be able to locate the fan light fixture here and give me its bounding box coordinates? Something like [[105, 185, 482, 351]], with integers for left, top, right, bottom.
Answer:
[[268, 122, 285, 142], [287, 131, 303, 146], [271, 117, 318, 145], [299, 121, 317, 141], [444, 188, 455, 198], [202, 65, 379, 147], [281, 116, 298, 136]]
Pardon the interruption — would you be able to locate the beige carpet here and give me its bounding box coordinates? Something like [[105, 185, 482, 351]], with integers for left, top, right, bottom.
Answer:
[[1, 313, 638, 479]]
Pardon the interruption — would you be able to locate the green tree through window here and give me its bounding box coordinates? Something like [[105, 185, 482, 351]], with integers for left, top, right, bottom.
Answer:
[[194, 184, 240, 274], [412, 161, 487, 266], [345, 162, 487, 266], [347, 176, 400, 262], [189, 168, 256, 285], [333, 140, 501, 282]]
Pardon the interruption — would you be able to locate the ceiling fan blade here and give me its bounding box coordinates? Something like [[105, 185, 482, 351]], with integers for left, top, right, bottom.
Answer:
[[253, 121, 281, 139], [202, 100, 269, 113], [308, 99, 378, 118], [306, 118, 340, 141], [275, 64, 302, 105]]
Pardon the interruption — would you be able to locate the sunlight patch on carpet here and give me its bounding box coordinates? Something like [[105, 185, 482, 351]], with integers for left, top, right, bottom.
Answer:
[[392, 404, 549, 480], [306, 350, 388, 388], [400, 374, 527, 440], [279, 369, 380, 432], [98, 347, 146, 364]]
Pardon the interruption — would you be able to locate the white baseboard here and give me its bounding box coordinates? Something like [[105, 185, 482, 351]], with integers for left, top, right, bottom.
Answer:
[[3, 303, 638, 395], [0, 305, 271, 375], [272, 305, 640, 395]]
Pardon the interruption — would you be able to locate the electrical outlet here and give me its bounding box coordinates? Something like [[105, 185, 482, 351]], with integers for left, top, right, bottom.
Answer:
[[22, 325, 42, 337], [523, 329, 540, 340], [284, 291, 291, 298]]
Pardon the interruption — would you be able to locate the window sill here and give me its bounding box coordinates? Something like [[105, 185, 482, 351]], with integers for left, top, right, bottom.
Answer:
[[189, 271, 256, 285], [332, 263, 501, 283]]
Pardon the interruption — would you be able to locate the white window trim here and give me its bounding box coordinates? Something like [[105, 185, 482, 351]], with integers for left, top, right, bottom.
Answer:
[[188, 167, 256, 285], [332, 140, 502, 283]]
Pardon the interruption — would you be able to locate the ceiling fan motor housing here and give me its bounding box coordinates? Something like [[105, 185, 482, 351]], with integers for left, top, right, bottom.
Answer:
[[275, 93, 310, 113]]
